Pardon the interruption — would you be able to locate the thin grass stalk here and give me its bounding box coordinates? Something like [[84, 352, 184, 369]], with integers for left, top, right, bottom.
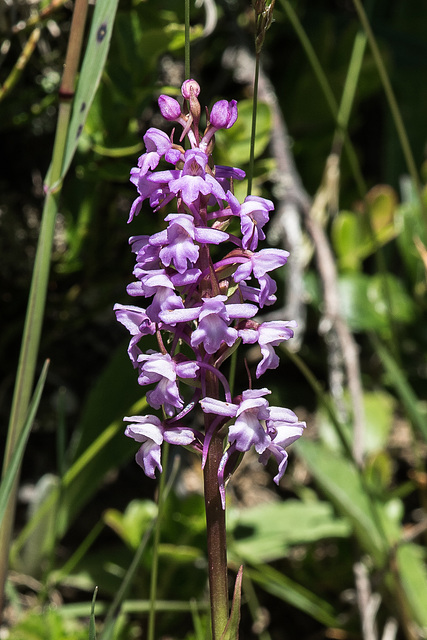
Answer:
[[0, 28, 41, 102], [333, 29, 367, 154], [280, 0, 366, 198], [351, 0, 425, 221], [12, 399, 148, 561], [147, 443, 169, 640], [0, 0, 89, 617], [101, 454, 180, 640], [247, 57, 259, 197]]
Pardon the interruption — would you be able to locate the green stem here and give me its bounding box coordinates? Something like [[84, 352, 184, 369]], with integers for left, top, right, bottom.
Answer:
[[333, 29, 367, 153], [247, 53, 260, 196], [147, 442, 169, 640], [0, 0, 89, 619], [184, 0, 191, 80]]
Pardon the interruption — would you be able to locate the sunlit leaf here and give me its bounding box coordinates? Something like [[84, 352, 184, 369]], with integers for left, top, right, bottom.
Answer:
[[396, 543, 427, 632], [220, 566, 243, 640], [296, 439, 400, 563], [229, 500, 350, 564], [246, 563, 338, 627]]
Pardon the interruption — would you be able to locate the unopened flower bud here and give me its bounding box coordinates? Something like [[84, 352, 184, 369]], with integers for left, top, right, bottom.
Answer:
[[210, 100, 238, 130], [181, 79, 201, 99], [158, 95, 182, 121]]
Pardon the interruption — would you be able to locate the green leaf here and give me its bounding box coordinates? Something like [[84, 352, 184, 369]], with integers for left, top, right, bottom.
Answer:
[[8, 608, 87, 640], [61, 0, 120, 178], [296, 439, 400, 563], [246, 563, 338, 628], [317, 390, 396, 455], [220, 566, 243, 640], [332, 210, 367, 270], [338, 273, 416, 333], [104, 499, 157, 550], [367, 184, 397, 234], [373, 336, 427, 442], [159, 543, 203, 564], [396, 200, 427, 285], [395, 543, 427, 632], [229, 500, 350, 564], [0, 360, 49, 527]]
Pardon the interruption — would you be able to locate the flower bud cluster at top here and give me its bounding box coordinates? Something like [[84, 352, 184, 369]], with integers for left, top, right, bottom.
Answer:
[[114, 79, 305, 507]]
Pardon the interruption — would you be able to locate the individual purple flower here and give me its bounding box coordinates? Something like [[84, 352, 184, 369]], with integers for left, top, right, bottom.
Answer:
[[259, 407, 306, 483], [125, 414, 195, 478], [210, 99, 238, 130], [113, 303, 156, 337], [137, 128, 180, 175], [126, 270, 184, 323], [149, 149, 226, 206], [128, 171, 174, 222], [149, 213, 229, 273], [158, 95, 182, 121], [137, 351, 199, 416], [159, 295, 258, 354], [239, 320, 297, 377], [181, 79, 201, 99], [201, 388, 272, 454], [200, 100, 238, 152], [225, 191, 274, 249], [233, 248, 289, 283], [231, 250, 287, 308], [113, 303, 156, 365]]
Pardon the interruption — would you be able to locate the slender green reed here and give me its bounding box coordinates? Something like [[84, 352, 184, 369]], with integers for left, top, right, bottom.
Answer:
[[351, 0, 425, 220], [0, 0, 89, 617]]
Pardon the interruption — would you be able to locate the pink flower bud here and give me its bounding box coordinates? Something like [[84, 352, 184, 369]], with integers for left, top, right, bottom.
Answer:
[[181, 79, 200, 99], [158, 95, 182, 121], [209, 100, 238, 129]]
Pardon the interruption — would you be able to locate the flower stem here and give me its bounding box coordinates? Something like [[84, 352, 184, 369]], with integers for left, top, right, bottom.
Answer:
[[203, 427, 229, 640], [203, 364, 229, 639], [184, 0, 191, 80]]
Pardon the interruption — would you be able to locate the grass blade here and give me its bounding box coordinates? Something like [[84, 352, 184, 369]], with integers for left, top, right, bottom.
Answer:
[[89, 586, 99, 640], [61, 0, 120, 179], [0, 360, 49, 527]]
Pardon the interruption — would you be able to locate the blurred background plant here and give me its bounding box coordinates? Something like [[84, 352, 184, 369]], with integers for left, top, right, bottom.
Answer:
[[1, 0, 427, 639]]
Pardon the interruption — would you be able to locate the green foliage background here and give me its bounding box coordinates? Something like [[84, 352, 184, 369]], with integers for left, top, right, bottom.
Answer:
[[1, 1, 427, 638]]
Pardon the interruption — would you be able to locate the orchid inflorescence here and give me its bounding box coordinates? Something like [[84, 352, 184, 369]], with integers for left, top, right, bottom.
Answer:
[[114, 79, 305, 507]]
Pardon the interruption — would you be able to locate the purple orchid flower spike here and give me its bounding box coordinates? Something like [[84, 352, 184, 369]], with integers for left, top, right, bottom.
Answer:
[[115, 78, 306, 640], [115, 79, 305, 505]]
